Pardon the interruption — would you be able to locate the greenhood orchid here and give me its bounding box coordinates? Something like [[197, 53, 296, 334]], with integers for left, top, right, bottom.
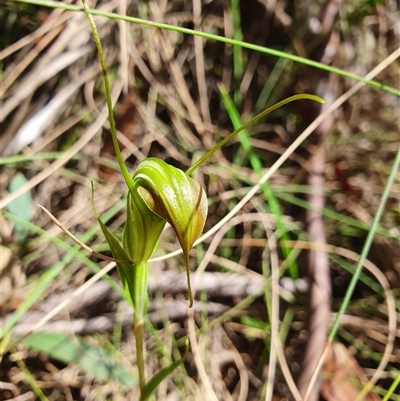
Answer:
[[94, 94, 324, 319]]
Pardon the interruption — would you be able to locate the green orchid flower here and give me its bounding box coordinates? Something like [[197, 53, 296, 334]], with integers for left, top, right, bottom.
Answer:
[[96, 157, 208, 313], [134, 158, 207, 306]]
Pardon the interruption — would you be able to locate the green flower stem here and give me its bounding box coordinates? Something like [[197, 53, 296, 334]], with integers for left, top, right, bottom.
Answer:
[[134, 318, 146, 398], [184, 253, 194, 307], [81, 0, 135, 194], [133, 261, 149, 323], [132, 263, 148, 398]]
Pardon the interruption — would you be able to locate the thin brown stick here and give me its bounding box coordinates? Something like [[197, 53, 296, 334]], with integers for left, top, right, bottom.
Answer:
[[301, 47, 400, 401], [297, 1, 340, 396], [297, 82, 335, 399]]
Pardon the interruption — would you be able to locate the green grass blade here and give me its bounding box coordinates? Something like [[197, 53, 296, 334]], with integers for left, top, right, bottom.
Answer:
[[141, 341, 188, 401], [382, 371, 400, 401], [0, 221, 85, 338], [276, 192, 398, 240], [10, 347, 49, 401], [13, 0, 400, 97], [229, 0, 244, 107], [219, 86, 299, 278], [0, 204, 127, 338], [328, 146, 400, 341], [253, 56, 287, 116]]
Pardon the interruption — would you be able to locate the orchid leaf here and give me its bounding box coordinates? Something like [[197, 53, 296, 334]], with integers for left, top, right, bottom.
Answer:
[[141, 358, 184, 401], [97, 213, 149, 318], [91, 185, 134, 306], [96, 214, 135, 307], [22, 332, 138, 387], [7, 172, 32, 242], [141, 340, 189, 401]]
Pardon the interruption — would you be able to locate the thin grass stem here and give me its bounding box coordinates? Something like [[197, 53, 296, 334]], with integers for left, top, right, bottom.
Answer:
[[13, 0, 400, 97]]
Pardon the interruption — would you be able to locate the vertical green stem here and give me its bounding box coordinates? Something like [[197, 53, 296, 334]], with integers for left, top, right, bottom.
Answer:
[[133, 260, 149, 399], [135, 318, 146, 398], [81, 0, 135, 193], [184, 254, 194, 307], [81, 4, 152, 397], [230, 0, 243, 107], [133, 261, 149, 323]]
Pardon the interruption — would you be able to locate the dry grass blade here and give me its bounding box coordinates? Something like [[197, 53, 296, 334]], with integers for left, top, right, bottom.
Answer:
[[0, 80, 124, 210], [2, 1, 398, 399], [2, 261, 116, 357], [292, 241, 397, 401], [37, 204, 128, 264]]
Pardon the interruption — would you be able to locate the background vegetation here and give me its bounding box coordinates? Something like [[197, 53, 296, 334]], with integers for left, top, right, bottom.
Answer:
[[1, 0, 399, 400]]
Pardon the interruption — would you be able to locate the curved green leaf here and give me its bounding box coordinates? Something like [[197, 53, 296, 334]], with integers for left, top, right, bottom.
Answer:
[[141, 340, 189, 401], [23, 332, 138, 387]]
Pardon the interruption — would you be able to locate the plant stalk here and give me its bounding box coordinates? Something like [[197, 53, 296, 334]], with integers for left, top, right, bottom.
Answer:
[[134, 318, 146, 399], [132, 262, 150, 398], [81, 0, 135, 193]]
